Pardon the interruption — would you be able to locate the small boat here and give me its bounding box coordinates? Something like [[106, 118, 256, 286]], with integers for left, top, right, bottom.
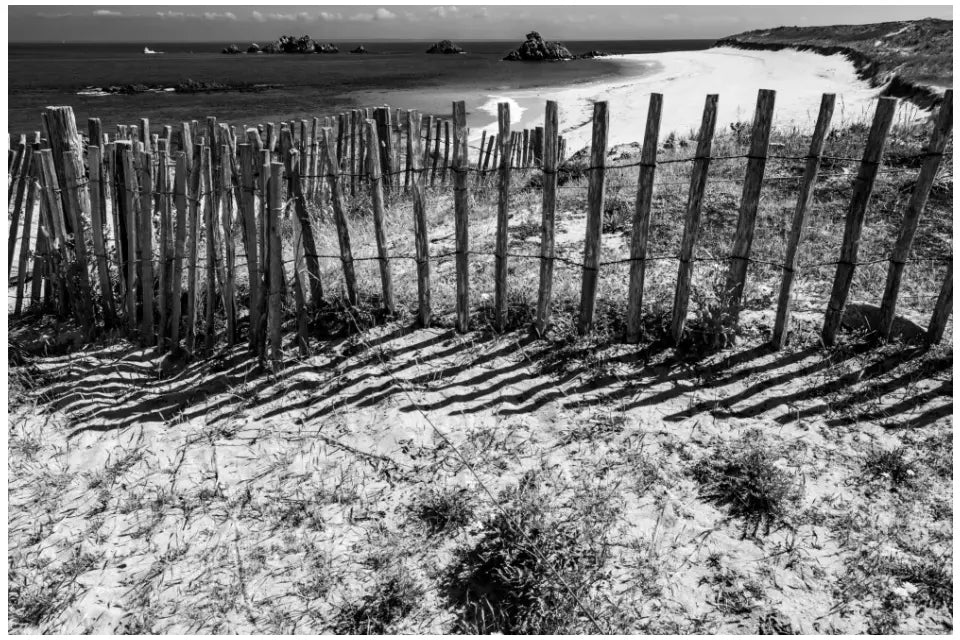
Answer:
[[143, 46, 164, 55]]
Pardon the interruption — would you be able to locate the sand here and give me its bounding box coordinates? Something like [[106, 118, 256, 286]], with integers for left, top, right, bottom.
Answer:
[[471, 46, 919, 156]]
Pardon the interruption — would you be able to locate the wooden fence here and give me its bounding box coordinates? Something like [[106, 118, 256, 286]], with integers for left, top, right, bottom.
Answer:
[[6, 89, 953, 365]]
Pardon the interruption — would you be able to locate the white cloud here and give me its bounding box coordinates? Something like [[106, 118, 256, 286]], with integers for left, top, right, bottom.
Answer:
[[251, 10, 266, 22], [36, 11, 72, 18], [156, 11, 186, 19], [204, 11, 237, 21], [375, 8, 397, 20], [319, 11, 343, 21], [349, 12, 374, 22], [92, 9, 122, 17], [430, 6, 460, 18]]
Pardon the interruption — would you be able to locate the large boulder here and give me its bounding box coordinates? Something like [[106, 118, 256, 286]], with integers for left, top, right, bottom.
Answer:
[[578, 50, 610, 59], [247, 43, 261, 54], [222, 44, 241, 54], [426, 39, 465, 54], [503, 31, 573, 61], [351, 45, 368, 54]]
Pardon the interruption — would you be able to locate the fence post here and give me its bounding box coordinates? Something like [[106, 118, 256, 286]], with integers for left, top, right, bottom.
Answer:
[[926, 261, 952, 345], [61, 148, 98, 334], [430, 118, 441, 187], [453, 101, 470, 332], [138, 149, 156, 345], [237, 144, 262, 351], [407, 110, 432, 328], [157, 141, 170, 350], [494, 103, 512, 331], [8, 143, 33, 272], [8, 135, 26, 205], [14, 148, 39, 316], [185, 143, 203, 353], [267, 161, 284, 364], [87, 145, 116, 325], [535, 101, 559, 336], [364, 119, 396, 313], [772, 93, 836, 348], [879, 90, 953, 338], [321, 127, 358, 305], [287, 150, 323, 310], [220, 144, 237, 346], [721, 88, 777, 328], [822, 97, 898, 346], [670, 95, 719, 343], [442, 120, 452, 185], [578, 101, 609, 334], [625, 93, 664, 343], [170, 152, 187, 351]]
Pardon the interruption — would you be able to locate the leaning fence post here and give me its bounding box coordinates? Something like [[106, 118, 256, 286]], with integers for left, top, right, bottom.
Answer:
[[772, 94, 836, 348], [577, 101, 609, 335], [8, 143, 33, 274], [625, 93, 664, 343], [670, 94, 719, 344], [138, 149, 156, 345], [14, 148, 39, 316], [289, 149, 324, 309], [535, 101, 559, 336], [452, 102, 470, 332], [321, 128, 358, 305], [61, 148, 97, 333], [170, 152, 188, 350], [406, 110, 432, 327], [267, 161, 284, 364], [494, 102, 512, 331], [927, 261, 952, 345], [721, 88, 776, 329], [201, 146, 219, 349], [365, 119, 396, 313], [220, 144, 237, 346], [87, 145, 116, 325], [185, 143, 203, 353], [879, 90, 953, 339], [822, 97, 898, 346]]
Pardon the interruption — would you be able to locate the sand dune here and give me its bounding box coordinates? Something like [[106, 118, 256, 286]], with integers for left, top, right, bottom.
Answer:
[[473, 46, 921, 155]]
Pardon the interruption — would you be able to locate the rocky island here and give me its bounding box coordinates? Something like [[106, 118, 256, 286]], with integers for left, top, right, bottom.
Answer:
[[426, 40, 466, 54], [222, 36, 339, 54], [503, 31, 611, 61]]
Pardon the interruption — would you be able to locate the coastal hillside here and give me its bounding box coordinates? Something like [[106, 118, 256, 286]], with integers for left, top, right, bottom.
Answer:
[[715, 18, 951, 108]]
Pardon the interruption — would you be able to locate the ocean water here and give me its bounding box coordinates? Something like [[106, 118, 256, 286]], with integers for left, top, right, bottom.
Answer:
[[8, 39, 713, 136]]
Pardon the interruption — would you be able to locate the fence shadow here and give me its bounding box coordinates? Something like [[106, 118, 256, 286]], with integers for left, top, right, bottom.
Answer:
[[14, 317, 951, 441]]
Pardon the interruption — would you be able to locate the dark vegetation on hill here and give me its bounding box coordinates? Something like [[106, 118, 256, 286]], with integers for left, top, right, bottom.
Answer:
[[715, 18, 952, 109]]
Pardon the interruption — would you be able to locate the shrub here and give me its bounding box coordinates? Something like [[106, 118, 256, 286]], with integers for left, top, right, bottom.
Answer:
[[441, 473, 615, 633], [692, 433, 801, 537]]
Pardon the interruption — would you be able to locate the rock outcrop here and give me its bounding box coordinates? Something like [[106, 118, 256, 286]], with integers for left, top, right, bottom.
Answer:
[[222, 44, 241, 54], [578, 50, 610, 59], [314, 42, 339, 54], [503, 31, 573, 61], [350, 45, 368, 54], [247, 43, 261, 54], [426, 40, 465, 54]]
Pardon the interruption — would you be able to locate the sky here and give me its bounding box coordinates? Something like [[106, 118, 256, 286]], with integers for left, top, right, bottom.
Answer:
[[7, 4, 953, 43]]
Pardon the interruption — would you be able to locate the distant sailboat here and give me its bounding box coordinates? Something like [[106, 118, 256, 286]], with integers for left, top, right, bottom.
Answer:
[[143, 46, 164, 55]]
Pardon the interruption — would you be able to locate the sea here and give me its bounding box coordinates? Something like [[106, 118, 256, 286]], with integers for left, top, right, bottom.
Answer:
[[8, 39, 714, 137]]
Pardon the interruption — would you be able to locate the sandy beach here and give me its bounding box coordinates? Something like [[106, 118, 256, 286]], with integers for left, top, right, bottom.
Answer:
[[469, 46, 912, 156]]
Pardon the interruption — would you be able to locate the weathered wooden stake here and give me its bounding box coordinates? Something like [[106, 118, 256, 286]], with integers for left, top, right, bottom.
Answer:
[[185, 144, 203, 352], [406, 110, 432, 327], [494, 103, 512, 331], [721, 88, 776, 327], [267, 161, 284, 363], [364, 120, 396, 313], [625, 93, 664, 343], [927, 261, 952, 345], [822, 97, 898, 346], [772, 93, 836, 348], [879, 90, 953, 338], [578, 101, 610, 334], [87, 145, 116, 325], [321, 128, 358, 305], [138, 150, 155, 345], [670, 94, 719, 343], [452, 102, 470, 332], [170, 152, 188, 350], [535, 101, 560, 336]]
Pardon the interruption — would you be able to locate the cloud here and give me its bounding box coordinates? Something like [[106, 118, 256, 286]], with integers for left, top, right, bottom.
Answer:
[[430, 6, 459, 18], [92, 9, 122, 17], [36, 11, 72, 18], [319, 11, 343, 21], [375, 8, 396, 20], [156, 11, 187, 19], [251, 10, 266, 22], [204, 11, 237, 21], [348, 12, 374, 21]]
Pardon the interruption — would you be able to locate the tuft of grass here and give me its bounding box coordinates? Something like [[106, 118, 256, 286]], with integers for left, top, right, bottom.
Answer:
[[863, 446, 918, 489], [441, 473, 616, 634], [701, 552, 766, 615], [692, 432, 802, 537], [413, 487, 474, 535], [333, 569, 423, 634]]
